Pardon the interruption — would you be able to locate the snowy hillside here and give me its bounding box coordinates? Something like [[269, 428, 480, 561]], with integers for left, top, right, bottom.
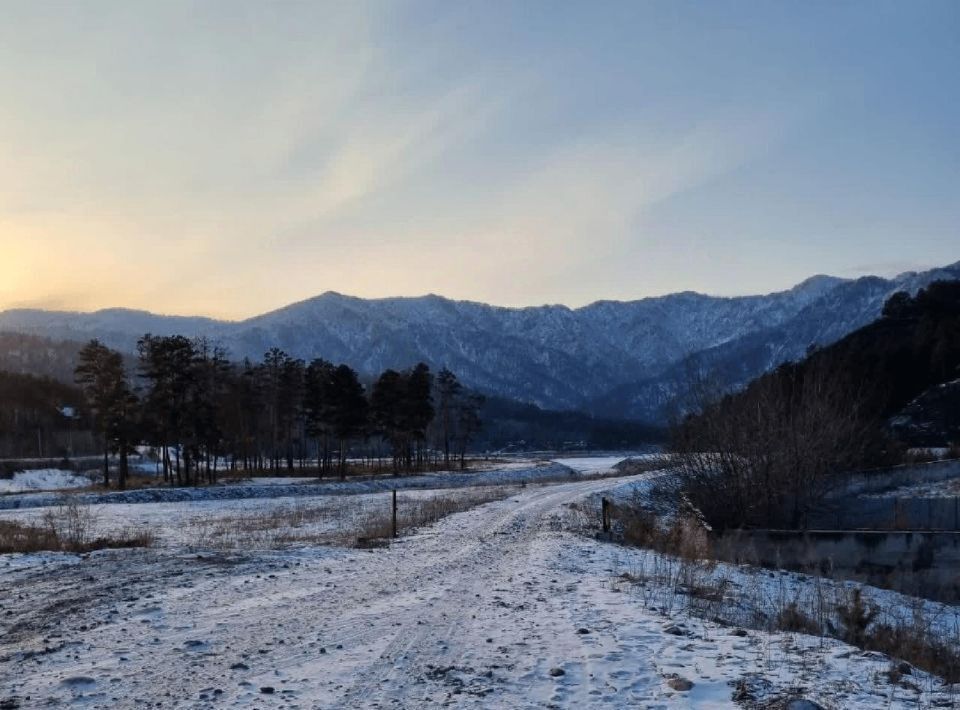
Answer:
[[1, 262, 957, 418]]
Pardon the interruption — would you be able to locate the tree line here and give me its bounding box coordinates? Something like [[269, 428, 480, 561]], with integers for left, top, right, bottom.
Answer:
[[0, 370, 92, 461], [74, 335, 483, 489]]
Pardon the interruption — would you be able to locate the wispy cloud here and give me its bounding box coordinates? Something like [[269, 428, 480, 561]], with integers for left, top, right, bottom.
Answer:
[[1, 1, 953, 316]]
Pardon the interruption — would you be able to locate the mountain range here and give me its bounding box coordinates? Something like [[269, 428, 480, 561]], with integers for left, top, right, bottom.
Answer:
[[1, 261, 958, 423]]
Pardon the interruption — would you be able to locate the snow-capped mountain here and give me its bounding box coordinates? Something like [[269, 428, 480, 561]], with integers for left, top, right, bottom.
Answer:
[[1, 261, 957, 421]]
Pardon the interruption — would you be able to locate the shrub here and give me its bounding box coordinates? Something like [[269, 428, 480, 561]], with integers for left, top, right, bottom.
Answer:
[[835, 588, 879, 646], [0, 501, 154, 554], [776, 602, 821, 635]]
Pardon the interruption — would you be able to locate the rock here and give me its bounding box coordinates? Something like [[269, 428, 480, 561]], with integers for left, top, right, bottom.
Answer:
[[730, 628, 748, 637], [667, 677, 693, 691], [576, 628, 590, 635], [663, 624, 686, 636], [897, 661, 913, 676], [259, 686, 275, 694], [229, 662, 249, 671], [549, 668, 565, 677]]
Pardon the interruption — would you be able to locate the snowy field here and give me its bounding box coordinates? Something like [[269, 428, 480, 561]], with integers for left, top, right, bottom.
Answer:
[[0, 469, 92, 494], [1, 469, 957, 708], [0, 457, 629, 508], [0, 486, 517, 551], [0, 461, 581, 511]]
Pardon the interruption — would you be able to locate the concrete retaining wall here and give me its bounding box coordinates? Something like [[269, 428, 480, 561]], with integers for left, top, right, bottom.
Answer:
[[808, 496, 960, 530], [715, 529, 960, 602]]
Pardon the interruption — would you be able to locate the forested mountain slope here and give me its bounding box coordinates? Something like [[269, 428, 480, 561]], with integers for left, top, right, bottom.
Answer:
[[2, 261, 958, 420]]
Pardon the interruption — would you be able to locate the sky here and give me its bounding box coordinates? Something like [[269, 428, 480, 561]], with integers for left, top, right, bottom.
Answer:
[[0, 0, 957, 319]]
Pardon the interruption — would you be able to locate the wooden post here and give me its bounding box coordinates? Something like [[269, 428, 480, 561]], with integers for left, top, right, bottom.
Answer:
[[392, 490, 398, 539], [601, 497, 610, 534]]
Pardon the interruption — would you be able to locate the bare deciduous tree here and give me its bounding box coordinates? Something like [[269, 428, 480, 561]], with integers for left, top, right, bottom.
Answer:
[[669, 359, 886, 530]]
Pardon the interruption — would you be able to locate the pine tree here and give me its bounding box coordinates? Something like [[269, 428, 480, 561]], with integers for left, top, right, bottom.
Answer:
[[327, 364, 367, 479], [454, 392, 484, 468], [75, 339, 137, 489], [304, 358, 335, 476], [137, 335, 197, 485], [435, 368, 462, 466], [371, 369, 406, 473], [404, 363, 434, 469]]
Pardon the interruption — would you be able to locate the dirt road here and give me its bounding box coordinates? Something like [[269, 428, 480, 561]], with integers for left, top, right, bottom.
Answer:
[[1, 473, 935, 709], [1, 476, 666, 708]]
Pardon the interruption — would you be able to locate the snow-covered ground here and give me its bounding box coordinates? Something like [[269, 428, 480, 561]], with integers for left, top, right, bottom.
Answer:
[[0, 486, 515, 550], [0, 461, 576, 511], [550, 456, 627, 475], [1, 472, 955, 708], [0, 469, 92, 494]]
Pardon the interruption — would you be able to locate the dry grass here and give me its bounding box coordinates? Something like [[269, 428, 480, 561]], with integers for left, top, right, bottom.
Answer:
[[0, 500, 155, 554], [189, 501, 346, 549], [185, 487, 517, 551], [617, 546, 960, 685], [617, 505, 712, 562], [352, 487, 517, 545], [775, 602, 821, 635]]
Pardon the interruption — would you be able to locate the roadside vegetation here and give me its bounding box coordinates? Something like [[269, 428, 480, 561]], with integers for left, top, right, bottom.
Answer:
[[585, 498, 960, 688], [0, 485, 520, 556], [352, 487, 517, 544]]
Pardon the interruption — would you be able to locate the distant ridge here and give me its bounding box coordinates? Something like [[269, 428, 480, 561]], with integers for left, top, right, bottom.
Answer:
[[1, 260, 958, 421]]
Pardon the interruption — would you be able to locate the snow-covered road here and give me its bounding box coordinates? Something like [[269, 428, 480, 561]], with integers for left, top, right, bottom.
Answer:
[[1, 474, 950, 708]]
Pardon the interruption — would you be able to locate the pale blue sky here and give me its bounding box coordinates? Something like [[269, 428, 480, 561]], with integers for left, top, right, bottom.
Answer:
[[0, 1, 957, 317]]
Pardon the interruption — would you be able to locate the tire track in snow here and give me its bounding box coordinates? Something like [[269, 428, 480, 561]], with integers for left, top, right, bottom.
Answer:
[[0, 474, 655, 708]]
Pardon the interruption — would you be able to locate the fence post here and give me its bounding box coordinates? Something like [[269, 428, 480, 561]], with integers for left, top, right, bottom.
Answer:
[[392, 490, 398, 538], [601, 497, 610, 533]]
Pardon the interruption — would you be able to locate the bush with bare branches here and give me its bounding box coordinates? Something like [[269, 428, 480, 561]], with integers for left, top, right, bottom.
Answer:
[[669, 360, 891, 530]]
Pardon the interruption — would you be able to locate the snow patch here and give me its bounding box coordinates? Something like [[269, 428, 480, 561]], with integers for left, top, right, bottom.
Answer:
[[0, 469, 92, 494]]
